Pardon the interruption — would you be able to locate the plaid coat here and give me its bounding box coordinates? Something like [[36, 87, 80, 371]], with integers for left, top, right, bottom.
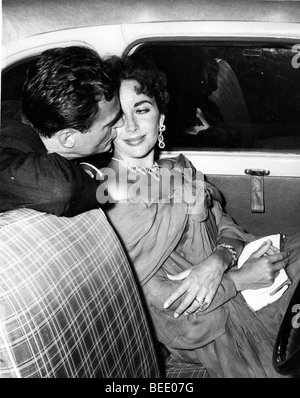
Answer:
[[0, 207, 160, 378]]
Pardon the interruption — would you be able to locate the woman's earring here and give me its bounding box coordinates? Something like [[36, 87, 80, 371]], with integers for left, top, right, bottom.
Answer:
[[158, 124, 166, 149]]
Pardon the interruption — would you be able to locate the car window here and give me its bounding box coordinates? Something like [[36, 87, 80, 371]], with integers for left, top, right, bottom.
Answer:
[[136, 43, 300, 152], [1, 58, 38, 103], [2, 43, 300, 154]]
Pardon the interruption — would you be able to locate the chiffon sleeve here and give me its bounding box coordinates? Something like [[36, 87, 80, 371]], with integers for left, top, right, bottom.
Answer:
[[106, 200, 188, 286], [212, 200, 256, 243]]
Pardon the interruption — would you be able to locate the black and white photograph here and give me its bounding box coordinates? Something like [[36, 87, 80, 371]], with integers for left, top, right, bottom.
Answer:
[[1, 0, 300, 381]]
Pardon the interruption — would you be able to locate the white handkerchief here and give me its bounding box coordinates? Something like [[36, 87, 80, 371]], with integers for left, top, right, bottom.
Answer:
[[237, 234, 291, 311]]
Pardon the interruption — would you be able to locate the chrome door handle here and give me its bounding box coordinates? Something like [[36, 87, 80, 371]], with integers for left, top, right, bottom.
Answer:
[[244, 169, 270, 176], [244, 169, 270, 213]]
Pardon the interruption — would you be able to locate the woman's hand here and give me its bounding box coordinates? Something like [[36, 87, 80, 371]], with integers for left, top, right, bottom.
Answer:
[[228, 240, 289, 291], [265, 244, 280, 256], [163, 253, 227, 318]]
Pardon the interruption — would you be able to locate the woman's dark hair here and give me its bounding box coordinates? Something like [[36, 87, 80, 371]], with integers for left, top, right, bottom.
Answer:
[[21, 46, 117, 138], [105, 53, 169, 114]]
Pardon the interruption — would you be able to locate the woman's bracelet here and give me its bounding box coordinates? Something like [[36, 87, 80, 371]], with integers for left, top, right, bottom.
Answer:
[[213, 243, 238, 271]]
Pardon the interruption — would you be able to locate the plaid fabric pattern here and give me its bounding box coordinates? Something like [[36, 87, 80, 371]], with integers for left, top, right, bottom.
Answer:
[[0, 208, 160, 378], [164, 355, 209, 378]]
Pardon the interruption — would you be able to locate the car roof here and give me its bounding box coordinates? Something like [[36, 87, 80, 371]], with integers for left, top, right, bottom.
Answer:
[[3, 0, 300, 45]]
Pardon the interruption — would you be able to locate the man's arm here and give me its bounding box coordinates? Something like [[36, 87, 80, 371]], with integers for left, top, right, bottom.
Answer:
[[0, 147, 100, 216]]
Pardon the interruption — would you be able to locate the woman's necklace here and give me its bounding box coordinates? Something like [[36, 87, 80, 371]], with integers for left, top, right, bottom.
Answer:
[[111, 157, 160, 181]]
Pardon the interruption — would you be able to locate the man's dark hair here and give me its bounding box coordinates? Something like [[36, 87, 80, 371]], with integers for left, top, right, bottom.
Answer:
[[21, 46, 117, 138]]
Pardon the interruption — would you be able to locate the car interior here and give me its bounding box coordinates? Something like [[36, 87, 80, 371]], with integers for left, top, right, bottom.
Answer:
[[1, 38, 300, 378]]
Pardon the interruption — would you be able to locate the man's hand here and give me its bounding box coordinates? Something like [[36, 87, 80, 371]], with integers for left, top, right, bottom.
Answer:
[[163, 253, 227, 318], [196, 108, 210, 131]]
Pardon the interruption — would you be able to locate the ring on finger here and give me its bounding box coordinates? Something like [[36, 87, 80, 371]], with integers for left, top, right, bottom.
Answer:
[[195, 297, 206, 305]]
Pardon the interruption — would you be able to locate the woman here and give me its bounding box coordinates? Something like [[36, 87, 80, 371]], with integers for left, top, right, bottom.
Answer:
[[100, 54, 300, 377]]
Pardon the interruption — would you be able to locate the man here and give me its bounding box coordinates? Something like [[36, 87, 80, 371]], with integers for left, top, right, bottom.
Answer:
[[0, 46, 123, 216]]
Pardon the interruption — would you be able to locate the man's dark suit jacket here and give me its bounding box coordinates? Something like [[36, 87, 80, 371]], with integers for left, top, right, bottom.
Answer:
[[0, 101, 100, 216]]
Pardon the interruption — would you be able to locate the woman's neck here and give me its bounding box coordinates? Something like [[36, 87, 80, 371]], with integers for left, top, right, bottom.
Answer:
[[112, 151, 155, 169]]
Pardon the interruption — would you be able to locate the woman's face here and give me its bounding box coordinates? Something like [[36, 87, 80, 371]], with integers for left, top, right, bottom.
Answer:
[[113, 79, 165, 161]]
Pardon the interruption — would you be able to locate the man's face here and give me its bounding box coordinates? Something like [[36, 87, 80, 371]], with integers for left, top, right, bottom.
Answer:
[[75, 95, 123, 156]]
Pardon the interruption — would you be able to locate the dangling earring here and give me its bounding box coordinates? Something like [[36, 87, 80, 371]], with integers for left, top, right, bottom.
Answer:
[[158, 124, 166, 149]]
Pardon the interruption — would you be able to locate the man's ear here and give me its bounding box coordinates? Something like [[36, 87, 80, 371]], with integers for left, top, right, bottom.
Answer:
[[57, 129, 77, 148]]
